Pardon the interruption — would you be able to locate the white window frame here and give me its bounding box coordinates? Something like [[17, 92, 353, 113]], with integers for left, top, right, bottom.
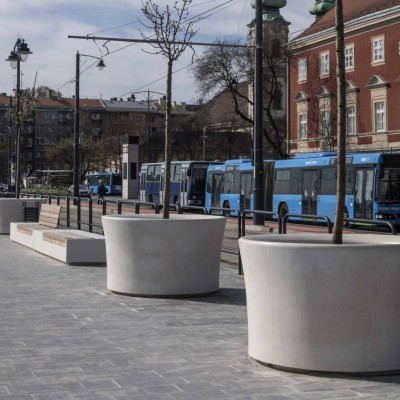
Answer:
[[374, 101, 386, 132], [320, 110, 330, 137], [134, 115, 141, 122], [299, 113, 307, 139], [372, 36, 385, 64], [298, 58, 307, 82], [345, 44, 354, 70], [319, 51, 329, 77], [346, 105, 356, 135]]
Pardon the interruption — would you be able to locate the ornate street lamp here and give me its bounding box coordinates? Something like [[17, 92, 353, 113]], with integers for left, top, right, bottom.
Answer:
[[5, 38, 33, 198], [73, 52, 105, 197]]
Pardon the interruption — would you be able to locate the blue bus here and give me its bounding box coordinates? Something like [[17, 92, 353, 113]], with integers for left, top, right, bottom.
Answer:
[[87, 172, 122, 195], [205, 152, 400, 225], [205, 159, 253, 214], [140, 161, 221, 207]]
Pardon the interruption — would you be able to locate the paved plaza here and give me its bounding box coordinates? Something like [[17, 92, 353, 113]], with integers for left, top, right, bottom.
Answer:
[[0, 236, 399, 399]]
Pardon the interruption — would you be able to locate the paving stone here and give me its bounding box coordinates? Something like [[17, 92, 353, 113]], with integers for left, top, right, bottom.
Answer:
[[0, 236, 399, 400]]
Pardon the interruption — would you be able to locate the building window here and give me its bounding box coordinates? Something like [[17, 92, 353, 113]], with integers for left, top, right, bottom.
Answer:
[[320, 110, 330, 137], [345, 44, 354, 69], [346, 106, 356, 135], [372, 36, 384, 63], [319, 51, 329, 76], [27, 138, 33, 147], [374, 101, 385, 132], [298, 58, 307, 82], [134, 115, 141, 122], [299, 113, 307, 139], [36, 152, 41, 159]]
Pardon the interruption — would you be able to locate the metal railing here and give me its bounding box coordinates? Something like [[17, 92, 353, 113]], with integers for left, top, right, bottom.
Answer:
[[343, 217, 397, 235], [281, 213, 333, 234], [209, 207, 242, 273]]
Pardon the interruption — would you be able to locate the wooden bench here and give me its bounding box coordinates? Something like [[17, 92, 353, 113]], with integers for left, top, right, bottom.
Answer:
[[33, 229, 106, 265], [10, 204, 61, 248]]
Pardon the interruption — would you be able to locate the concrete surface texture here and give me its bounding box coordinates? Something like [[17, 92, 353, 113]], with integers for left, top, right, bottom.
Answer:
[[0, 236, 399, 399], [102, 214, 226, 296], [239, 233, 400, 374]]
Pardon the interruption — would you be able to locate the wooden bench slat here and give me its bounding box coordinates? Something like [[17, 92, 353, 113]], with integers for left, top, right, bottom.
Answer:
[[16, 204, 61, 234]]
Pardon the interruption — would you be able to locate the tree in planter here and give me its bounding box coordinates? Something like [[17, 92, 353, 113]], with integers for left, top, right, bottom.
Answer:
[[6, 90, 35, 197], [332, 0, 346, 243], [192, 38, 287, 159], [141, 0, 199, 218]]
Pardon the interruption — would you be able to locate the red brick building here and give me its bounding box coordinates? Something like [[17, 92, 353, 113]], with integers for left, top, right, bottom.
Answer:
[[286, 0, 400, 154]]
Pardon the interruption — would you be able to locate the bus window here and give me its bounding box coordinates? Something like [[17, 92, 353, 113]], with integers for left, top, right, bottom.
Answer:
[[154, 165, 161, 181], [320, 168, 336, 195], [275, 169, 291, 194]]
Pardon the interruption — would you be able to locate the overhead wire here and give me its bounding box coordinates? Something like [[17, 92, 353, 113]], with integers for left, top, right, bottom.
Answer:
[[56, 0, 253, 98]]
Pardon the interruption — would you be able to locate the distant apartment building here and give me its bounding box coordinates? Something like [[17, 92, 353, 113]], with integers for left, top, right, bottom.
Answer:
[[287, 0, 400, 154]]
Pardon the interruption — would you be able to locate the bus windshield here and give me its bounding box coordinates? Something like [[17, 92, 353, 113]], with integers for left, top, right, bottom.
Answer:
[[376, 167, 400, 203]]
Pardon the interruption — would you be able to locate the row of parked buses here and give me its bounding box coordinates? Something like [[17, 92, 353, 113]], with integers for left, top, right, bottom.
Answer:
[[139, 152, 400, 225]]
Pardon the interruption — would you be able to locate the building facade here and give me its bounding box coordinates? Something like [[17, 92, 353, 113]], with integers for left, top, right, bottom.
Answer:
[[287, 0, 400, 154]]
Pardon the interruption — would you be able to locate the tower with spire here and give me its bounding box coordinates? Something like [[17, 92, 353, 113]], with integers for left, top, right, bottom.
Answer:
[[247, 0, 290, 157]]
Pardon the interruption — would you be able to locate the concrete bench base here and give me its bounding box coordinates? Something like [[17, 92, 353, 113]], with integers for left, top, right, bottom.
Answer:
[[33, 229, 106, 264]]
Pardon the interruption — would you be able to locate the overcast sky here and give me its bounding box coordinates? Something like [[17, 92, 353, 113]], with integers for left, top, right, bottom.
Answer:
[[0, 0, 315, 104]]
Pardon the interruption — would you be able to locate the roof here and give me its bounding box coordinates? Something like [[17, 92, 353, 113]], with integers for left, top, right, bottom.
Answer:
[[101, 99, 157, 111], [294, 0, 400, 41]]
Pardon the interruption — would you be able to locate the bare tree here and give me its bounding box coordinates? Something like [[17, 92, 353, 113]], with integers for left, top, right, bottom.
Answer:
[[141, 0, 198, 218], [192, 38, 287, 158], [332, 0, 346, 244]]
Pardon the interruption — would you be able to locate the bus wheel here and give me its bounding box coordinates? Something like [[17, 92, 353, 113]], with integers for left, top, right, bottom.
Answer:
[[279, 203, 288, 221], [223, 202, 230, 217]]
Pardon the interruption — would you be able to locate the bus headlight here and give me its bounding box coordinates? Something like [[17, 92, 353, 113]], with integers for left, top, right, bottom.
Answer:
[[375, 213, 395, 219]]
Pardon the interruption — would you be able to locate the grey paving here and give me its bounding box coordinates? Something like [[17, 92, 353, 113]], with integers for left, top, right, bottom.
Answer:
[[0, 236, 399, 399]]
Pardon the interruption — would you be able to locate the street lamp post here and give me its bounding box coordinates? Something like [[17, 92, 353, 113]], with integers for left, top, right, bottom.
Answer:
[[73, 51, 105, 197], [202, 127, 207, 160], [130, 89, 166, 163], [5, 38, 32, 198], [253, 0, 264, 225]]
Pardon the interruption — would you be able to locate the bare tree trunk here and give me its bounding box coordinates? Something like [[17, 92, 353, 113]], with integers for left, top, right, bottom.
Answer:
[[163, 59, 173, 219], [332, 0, 346, 244]]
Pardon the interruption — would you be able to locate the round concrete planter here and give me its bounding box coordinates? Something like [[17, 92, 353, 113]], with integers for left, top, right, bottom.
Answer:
[[238, 233, 400, 374], [102, 214, 226, 297], [0, 198, 46, 234]]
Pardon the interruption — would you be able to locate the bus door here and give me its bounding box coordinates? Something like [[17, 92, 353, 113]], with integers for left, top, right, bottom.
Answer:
[[180, 168, 189, 206], [354, 168, 374, 219], [211, 173, 223, 208], [239, 172, 252, 212], [140, 171, 147, 202], [302, 169, 319, 215]]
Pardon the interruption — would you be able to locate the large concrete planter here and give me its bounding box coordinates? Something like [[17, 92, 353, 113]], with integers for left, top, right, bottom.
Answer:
[[238, 233, 400, 374], [102, 214, 226, 297], [0, 198, 46, 234]]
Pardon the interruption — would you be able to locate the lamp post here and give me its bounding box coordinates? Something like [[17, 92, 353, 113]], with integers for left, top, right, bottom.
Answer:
[[253, 0, 264, 225], [5, 38, 32, 198], [73, 51, 105, 197], [202, 127, 207, 160], [130, 89, 166, 163]]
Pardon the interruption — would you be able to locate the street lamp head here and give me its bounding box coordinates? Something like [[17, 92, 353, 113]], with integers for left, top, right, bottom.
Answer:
[[96, 59, 106, 71], [16, 40, 32, 62], [5, 51, 18, 69]]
